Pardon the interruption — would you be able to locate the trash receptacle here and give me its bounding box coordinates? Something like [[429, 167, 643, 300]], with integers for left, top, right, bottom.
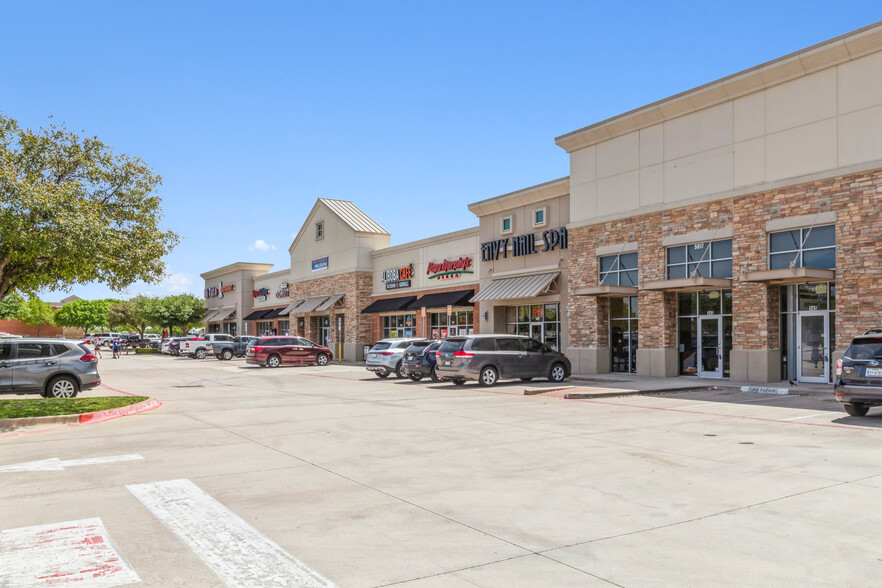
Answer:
[[362, 344, 370, 360]]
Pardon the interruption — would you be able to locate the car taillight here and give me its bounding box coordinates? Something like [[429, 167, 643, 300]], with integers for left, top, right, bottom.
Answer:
[[251, 347, 263, 352], [453, 350, 473, 358], [79, 354, 96, 362], [836, 358, 843, 376], [379, 351, 394, 356]]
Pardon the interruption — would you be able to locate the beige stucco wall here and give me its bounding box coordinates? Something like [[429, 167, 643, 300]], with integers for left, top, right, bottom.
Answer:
[[568, 48, 882, 226], [201, 263, 274, 334], [370, 228, 480, 296], [289, 202, 390, 282], [251, 268, 292, 309]]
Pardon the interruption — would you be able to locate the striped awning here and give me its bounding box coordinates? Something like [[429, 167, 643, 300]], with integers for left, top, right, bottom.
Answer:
[[470, 272, 559, 302], [316, 293, 345, 311], [280, 298, 305, 315], [214, 307, 236, 322], [202, 310, 220, 323], [290, 295, 329, 314]]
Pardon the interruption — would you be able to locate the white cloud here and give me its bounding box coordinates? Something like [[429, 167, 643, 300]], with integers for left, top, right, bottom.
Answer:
[[249, 239, 277, 252], [124, 272, 196, 297]]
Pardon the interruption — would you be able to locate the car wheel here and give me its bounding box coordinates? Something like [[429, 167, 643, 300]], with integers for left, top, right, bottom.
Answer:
[[844, 402, 870, 417], [221, 349, 234, 361], [452, 378, 466, 386], [395, 361, 405, 379], [479, 366, 498, 387], [315, 353, 329, 366], [46, 375, 79, 398], [195, 348, 207, 360], [520, 377, 533, 382], [548, 363, 567, 383], [267, 354, 281, 368], [430, 365, 441, 382], [410, 373, 423, 381], [376, 371, 389, 379]]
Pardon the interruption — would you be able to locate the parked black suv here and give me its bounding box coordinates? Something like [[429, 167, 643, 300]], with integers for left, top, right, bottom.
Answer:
[[834, 330, 882, 416], [401, 340, 442, 381], [435, 334, 571, 386]]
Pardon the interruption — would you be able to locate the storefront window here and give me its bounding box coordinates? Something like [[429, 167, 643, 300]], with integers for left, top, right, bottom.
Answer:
[[383, 314, 415, 338], [610, 296, 638, 373], [780, 282, 836, 381], [599, 252, 638, 287], [677, 290, 732, 378], [224, 323, 237, 336], [506, 303, 561, 350], [278, 320, 289, 336], [666, 239, 732, 279], [256, 321, 274, 336], [769, 225, 835, 270], [208, 323, 220, 334], [430, 311, 473, 339]]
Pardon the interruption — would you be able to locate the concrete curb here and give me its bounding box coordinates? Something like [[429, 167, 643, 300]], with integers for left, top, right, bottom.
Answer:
[[524, 386, 577, 396], [565, 385, 711, 399], [0, 398, 162, 434]]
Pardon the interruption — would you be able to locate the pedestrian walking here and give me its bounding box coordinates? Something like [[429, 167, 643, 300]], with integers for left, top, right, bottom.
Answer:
[[93, 340, 102, 359], [112, 338, 120, 359]]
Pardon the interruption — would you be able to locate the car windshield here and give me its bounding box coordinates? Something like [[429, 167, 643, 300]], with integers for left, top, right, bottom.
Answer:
[[439, 339, 466, 353], [371, 342, 392, 351], [405, 342, 430, 354], [844, 338, 882, 360]]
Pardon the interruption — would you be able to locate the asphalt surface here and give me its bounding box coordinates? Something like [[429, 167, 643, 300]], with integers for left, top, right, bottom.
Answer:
[[1, 354, 881, 587]]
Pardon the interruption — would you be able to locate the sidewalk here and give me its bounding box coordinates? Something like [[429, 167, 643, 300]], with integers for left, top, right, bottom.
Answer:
[[568, 372, 833, 397]]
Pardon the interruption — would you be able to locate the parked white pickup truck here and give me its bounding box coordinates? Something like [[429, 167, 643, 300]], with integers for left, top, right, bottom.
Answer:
[[181, 334, 238, 359]]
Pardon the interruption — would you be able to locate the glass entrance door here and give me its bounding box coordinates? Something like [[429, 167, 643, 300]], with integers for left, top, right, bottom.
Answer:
[[530, 323, 543, 342], [698, 316, 722, 378], [798, 312, 828, 383], [318, 316, 330, 347]]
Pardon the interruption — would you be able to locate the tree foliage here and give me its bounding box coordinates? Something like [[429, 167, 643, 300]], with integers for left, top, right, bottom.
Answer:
[[0, 113, 180, 300], [107, 300, 136, 330], [53, 298, 111, 332], [0, 290, 25, 320], [147, 294, 205, 335], [17, 298, 55, 336]]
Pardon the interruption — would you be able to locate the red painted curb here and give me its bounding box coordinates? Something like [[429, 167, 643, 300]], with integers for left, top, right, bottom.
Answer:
[[1, 397, 162, 440]]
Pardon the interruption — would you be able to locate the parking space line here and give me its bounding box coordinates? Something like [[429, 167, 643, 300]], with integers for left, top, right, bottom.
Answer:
[[127, 478, 337, 588], [0, 518, 139, 587], [675, 396, 799, 410]]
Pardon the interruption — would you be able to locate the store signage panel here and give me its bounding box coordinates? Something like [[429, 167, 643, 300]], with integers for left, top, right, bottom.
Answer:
[[252, 287, 270, 298], [381, 263, 413, 290], [312, 257, 329, 272], [481, 227, 568, 262], [205, 281, 234, 299], [427, 256, 473, 280]]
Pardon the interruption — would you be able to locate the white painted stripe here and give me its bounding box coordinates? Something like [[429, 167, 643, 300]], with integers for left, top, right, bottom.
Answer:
[[782, 413, 830, 421], [676, 396, 798, 410], [0, 454, 144, 473], [0, 518, 139, 587], [127, 479, 337, 588]]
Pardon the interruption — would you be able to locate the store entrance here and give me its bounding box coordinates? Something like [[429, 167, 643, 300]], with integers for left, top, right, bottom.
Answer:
[[797, 312, 829, 383], [698, 316, 722, 378], [530, 323, 543, 342], [317, 316, 330, 347]]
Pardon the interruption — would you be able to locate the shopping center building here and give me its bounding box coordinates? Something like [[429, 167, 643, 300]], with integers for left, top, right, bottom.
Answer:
[[203, 22, 882, 383]]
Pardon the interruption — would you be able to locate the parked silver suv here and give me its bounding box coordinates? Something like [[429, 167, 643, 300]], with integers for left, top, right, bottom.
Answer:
[[365, 337, 429, 378], [435, 334, 571, 386], [0, 338, 101, 398]]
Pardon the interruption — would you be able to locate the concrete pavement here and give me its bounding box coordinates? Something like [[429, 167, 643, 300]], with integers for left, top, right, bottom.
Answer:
[[1, 354, 879, 587]]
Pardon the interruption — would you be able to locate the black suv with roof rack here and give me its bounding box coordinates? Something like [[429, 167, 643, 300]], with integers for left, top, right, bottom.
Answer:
[[833, 329, 882, 416]]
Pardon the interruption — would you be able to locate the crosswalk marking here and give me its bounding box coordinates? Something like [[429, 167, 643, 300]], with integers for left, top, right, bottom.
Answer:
[[0, 518, 139, 587], [127, 478, 337, 588]]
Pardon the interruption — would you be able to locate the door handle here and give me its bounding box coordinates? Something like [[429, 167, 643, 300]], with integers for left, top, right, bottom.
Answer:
[[45, 361, 57, 366]]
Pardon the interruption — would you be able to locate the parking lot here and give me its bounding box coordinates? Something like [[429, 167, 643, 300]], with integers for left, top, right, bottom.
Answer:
[[2, 354, 882, 586]]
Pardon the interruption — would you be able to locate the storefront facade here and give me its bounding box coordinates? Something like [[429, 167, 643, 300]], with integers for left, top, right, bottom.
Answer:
[[559, 23, 882, 382], [365, 228, 480, 341], [468, 178, 570, 351], [201, 263, 274, 336]]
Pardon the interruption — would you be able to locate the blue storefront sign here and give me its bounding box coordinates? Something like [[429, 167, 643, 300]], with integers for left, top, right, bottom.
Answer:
[[312, 256, 329, 272]]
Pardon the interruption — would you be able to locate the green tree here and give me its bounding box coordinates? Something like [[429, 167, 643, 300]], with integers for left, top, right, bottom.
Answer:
[[0, 290, 25, 320], [53, 299, 111, 332], [149, 294, 205, 336], [130, 295, 159, 340], [0, 113, 180, 301], [17, 298, 55, 337], [107, 300, 136, 331]]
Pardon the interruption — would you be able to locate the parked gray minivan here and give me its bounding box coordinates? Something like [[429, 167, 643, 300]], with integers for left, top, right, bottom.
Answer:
[[0, 338, 101, 398], [435, 334, 571, 386]]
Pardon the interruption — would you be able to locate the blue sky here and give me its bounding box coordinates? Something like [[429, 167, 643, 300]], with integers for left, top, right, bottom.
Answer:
[[3, 1, 879, 301]]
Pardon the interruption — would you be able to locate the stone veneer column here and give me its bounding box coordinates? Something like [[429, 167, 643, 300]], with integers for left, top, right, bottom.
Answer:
[[636, 291, 679, 377]]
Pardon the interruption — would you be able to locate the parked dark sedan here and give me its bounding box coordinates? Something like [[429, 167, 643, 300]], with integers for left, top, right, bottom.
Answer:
[[401, 340, 442, 381], [435, 334, 570, 386], [245, 336, 332, 367]]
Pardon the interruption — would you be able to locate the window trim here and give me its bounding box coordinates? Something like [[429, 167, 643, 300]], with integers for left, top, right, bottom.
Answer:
[[768, 224, 835, 270], [501, 215, 513, 235], [665, 239, 733, 280], [315, 221, 324, 240], [598, 252, 639, 287], [532, 207, 547, 228]]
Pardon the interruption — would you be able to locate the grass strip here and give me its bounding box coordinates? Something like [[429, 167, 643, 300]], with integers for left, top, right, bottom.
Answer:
[[0, 396, 150, 419]]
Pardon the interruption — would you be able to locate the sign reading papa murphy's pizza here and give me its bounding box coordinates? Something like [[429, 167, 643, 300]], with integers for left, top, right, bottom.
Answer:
[[427, 257, 473, 280]]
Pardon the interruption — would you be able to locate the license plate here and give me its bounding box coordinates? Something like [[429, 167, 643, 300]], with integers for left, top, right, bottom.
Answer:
[[406, 354, 413, 360], [444, 360, 452, 366], [866, 367, 882, 377]]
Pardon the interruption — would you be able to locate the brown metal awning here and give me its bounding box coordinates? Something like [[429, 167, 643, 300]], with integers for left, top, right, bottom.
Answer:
[[574, 285, 639, 297], [642, 277, 733, 292], [202, 310, 221, 323], [291, 295, 330, 314], [470, 272, 558, 302], [214, 307, 236, 322], [280, 298, 305, 315], [742, 267, 835, 285], [316, 293, 345, 311]]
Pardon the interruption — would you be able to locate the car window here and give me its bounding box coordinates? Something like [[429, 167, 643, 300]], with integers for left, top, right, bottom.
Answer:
[[495, 338, 521, 352], [439, 339, 465, 353], [295, 338, 312, 346], [0, 343, 11, 360], [371, 342, 392, 351], [845, 338, 882, 360], [17, 343, 52, 359], [51, 343, 71, 356], [469, 338, 495, 352], [520, 339, 546, 353], [408, 341, 431, 350]]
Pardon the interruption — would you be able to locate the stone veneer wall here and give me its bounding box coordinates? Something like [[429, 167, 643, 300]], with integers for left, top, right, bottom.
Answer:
[[567, 167, 882, 381]]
